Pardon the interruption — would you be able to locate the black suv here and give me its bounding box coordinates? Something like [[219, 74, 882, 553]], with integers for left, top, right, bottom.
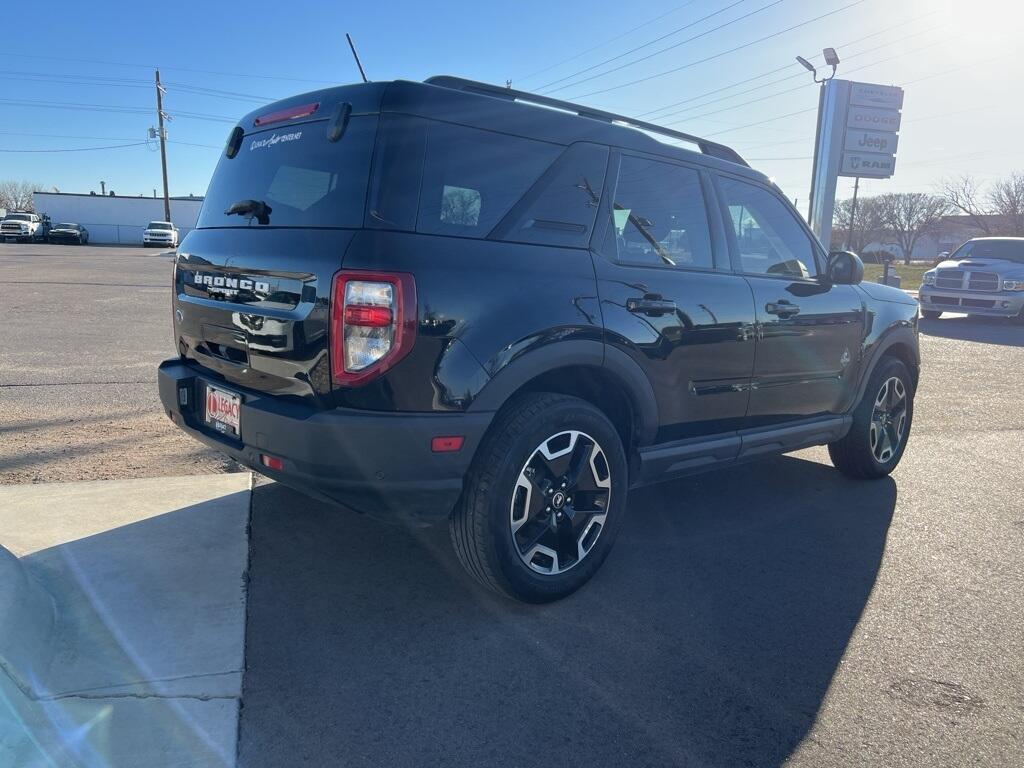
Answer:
[[159, 77, 920, 602]]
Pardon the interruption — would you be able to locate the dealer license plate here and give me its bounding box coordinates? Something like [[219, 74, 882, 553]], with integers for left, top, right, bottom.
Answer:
[[204, 385, 241, 437]]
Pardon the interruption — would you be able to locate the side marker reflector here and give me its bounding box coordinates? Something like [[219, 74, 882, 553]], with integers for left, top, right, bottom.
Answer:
[[260, 454, 284, 470], [431, 436, 465, 453]]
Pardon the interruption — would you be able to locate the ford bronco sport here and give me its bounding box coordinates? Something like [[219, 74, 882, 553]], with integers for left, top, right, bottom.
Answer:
[[159, 77, 920, 603]]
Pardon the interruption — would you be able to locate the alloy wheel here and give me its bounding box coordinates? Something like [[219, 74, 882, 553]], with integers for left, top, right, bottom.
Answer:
[[870, 376, 907, 464], [510, 430, 612, 575]]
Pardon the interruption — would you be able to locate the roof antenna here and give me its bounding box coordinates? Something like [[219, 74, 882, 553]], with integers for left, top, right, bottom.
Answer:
[[346, 33, 369, 83], [506, 79, 512, 89]]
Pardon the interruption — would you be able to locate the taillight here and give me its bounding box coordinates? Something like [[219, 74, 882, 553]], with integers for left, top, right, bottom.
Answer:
[[330, 271, 416, 385]]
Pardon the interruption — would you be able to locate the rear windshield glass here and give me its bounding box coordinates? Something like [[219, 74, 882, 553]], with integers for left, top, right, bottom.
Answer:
[[952, 239, 1024, 264], [197, 115, 377, 229]]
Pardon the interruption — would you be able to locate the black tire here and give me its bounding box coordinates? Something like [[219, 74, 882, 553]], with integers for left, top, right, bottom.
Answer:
[[1011, 309, 1024, 326], [451, 393, 628, 603], [921, 309, 942, 320], [828, 356, 914, 479]]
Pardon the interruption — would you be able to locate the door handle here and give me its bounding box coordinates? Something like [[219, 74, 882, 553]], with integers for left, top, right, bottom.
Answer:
[[765, 300, 800, 318], [627, 295, 677, 316]]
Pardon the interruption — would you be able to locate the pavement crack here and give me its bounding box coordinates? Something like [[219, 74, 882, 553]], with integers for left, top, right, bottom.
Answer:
[[44, 691, 238, 702]]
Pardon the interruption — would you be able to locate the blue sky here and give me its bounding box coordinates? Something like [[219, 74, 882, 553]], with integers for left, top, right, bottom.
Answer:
[[1, 0, 1020, 208]]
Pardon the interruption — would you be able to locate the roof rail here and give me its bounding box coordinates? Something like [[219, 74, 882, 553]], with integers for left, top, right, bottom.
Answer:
[[424, 76, 748, 168]]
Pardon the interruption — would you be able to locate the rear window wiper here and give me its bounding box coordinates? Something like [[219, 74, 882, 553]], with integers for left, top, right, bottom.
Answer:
[[225, 199, 272, 225]]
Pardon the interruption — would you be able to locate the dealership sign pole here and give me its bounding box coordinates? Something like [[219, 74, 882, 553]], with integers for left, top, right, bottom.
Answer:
[[808, 80, 903, 249]]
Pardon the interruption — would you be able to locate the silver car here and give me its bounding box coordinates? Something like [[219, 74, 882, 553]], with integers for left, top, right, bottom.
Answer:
[[919, 237, 1024, 323]]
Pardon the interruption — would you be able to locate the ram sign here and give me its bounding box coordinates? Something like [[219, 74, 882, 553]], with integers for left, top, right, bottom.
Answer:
[[840, 152, 897, 178]]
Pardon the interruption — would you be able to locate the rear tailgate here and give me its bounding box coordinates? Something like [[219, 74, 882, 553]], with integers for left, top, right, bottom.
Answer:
[[173, 84, 384, 405], [174, 227, 356, 401]]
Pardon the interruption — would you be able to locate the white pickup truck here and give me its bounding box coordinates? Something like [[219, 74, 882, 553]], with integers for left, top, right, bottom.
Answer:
[[1, 212, 50, 243]]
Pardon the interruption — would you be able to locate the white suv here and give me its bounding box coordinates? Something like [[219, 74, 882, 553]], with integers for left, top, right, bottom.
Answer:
[[143, 221, 179, 248]]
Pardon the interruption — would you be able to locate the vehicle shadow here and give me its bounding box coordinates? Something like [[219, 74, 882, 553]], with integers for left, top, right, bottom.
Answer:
[[238, 454, 896, 768], [920, 315, 1024, 347]]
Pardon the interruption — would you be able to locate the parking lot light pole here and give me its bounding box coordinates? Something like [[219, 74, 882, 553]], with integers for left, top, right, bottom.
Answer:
[[154, 70, 171, 224]]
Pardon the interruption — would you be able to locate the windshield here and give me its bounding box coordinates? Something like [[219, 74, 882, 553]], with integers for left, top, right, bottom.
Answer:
[[951, 239, 1024, 264], [56, 223, 77, 229], [5, 213, 31, 222], [148, 222, 172, 230], [197, 115, 377, 229]]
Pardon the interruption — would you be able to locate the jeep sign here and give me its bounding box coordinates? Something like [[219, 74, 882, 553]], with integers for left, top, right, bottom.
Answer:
[[844, 129, 899, 154]]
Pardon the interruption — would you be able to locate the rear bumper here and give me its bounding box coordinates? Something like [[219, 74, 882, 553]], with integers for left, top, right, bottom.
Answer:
[[919, 286, 1024, 317], [158, 359, 494, 521]]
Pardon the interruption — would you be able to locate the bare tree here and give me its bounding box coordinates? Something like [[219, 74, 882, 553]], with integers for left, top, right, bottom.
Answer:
[[988, 172, 1024, 236], [0, 180, 43, 212], [832, 195, 885, 253], [938, 174, 992, 235], [876, 192, 950, 264]]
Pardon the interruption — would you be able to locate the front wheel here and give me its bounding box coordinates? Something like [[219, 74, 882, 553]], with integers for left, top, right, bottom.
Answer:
[[451, 393, 628, 603], [828, 357, 914, 479]]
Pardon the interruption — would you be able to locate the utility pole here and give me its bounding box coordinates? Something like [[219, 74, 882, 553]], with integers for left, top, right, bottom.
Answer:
[[154, 70, 171, 223], [845, 176, 860, 251]]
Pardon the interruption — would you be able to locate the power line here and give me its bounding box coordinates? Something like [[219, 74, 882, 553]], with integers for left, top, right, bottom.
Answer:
[[517, 1, 699, 82], [562, 0, 868, 100], [646, 22, 944, 123], [633, 7, 942, 119], [0, 142, 150, 153], [0, 97, 236, 122], [543, 0, 785, 95], [169, 139, 222, 149], [704, 106, 816, 137], [0, 131, 221, 149], [536, 0, 757, 92], [0, 51, 336, 86], [664, 35, 948, 128], [721, 49, 1012, 155], [0, 71, 278, 104]]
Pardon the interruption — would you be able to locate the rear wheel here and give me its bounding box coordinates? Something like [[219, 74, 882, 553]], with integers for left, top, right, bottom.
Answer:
[[829, 357, 914, 479], [921, 309, 942, 319], [451, 393, 627, 603]]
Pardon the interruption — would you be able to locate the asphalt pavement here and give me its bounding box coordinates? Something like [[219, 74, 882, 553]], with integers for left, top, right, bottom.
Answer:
[[0, 243, 236, 483], [2, 242, 1022, 766], [237, 313, 1024, 767]]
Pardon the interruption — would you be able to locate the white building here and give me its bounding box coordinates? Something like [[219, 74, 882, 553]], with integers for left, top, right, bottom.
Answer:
[[32, 192, 204, 246]]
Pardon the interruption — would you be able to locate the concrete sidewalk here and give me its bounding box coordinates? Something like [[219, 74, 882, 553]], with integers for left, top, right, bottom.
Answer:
[[0, 473, 251, 767]]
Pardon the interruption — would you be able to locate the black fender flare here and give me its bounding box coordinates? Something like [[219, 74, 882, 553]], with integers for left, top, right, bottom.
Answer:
[[468, 339, 659, 446], [851, 324, 920, 406]]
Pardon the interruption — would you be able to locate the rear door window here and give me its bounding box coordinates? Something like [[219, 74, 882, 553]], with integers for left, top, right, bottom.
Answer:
[[197, 115, 378, 229], [604, 155, 716, 270]]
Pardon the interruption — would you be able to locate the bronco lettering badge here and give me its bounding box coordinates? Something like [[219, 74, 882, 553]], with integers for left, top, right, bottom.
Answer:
[[191, 272, 271, 294]]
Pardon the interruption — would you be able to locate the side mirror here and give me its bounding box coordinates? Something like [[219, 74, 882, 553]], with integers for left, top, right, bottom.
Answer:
[[826, 251, 864, 285]]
